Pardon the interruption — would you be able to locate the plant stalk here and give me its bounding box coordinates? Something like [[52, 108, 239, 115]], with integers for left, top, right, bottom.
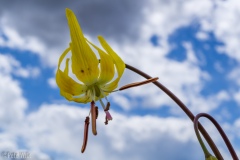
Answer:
[[125, 63, 223, 159]]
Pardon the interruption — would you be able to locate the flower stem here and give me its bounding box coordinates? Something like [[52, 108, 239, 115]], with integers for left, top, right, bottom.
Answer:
[[125, 63, 223, 159], [194, 113, 239, 160], [194, 115, 215, 158]]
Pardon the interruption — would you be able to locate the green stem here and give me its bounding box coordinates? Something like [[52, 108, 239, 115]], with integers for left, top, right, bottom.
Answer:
[[194, 115, 214, 158]]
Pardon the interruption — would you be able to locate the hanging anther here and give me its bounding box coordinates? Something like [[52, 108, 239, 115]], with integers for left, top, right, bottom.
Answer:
[[81, 116, 90, 153], [95, 106, 98, 119], [104, 102, 110, 111], [104, 116, 108, 125]]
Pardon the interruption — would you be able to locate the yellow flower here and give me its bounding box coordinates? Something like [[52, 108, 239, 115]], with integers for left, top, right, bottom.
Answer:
[[56, 8, 125, 104], [56, 8, 125, 152], [56, 8, 160, 153]]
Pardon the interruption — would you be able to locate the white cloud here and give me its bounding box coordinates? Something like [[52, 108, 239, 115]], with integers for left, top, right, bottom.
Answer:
[[0, 133, 18, 151], [228, 67, 240, 105], [200, 0, 240, 61], [111, 93, 131, 111], [0, 26, 46, 54], [14, 66, 40, 78], [110, 41, 222, 114], [196, 31, 209, 40], [47, 77, 57, 88], [233, 91, 240, 105], [0, 53, 40, 78], [229, 67, 240, 86], [0, 53, 20, 75], [0, 103, 236, 160], [0, 24, 64, 68], [13, 104, 204, 160], [0, 73, 27, 127]]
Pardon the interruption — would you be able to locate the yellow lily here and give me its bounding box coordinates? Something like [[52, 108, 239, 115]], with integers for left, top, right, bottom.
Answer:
[[56, 8, 125, 153], [56, 8, 125, 104]]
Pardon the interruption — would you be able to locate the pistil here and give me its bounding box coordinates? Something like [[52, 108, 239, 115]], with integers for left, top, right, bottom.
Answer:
[[91, 101, 97, 135]]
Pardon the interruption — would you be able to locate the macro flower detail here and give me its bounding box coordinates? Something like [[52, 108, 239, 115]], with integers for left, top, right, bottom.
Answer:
[[56, 8, 125, 153]]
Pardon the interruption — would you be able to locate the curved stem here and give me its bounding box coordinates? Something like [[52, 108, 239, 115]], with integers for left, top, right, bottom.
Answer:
[[194, 115, 216, 158], [194, 113, 239, 160], [125, 64, 223, 159]]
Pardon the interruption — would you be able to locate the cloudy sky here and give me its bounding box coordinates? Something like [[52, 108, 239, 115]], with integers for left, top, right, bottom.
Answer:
[[0, 0, 240, 159]]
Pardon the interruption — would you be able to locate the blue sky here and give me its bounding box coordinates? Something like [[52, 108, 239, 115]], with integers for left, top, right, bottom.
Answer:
[[0, 0, 239, 160]]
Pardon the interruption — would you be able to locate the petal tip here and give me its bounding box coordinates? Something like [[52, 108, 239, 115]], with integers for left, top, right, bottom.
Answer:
[[66, 8, 73, 17]]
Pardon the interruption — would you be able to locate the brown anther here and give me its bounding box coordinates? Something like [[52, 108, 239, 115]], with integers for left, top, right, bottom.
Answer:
[[119, 77, 159, 91], [95, 106, 98, 119], [104, 102, 110, 111], [81, 116, 90, 153], [104, 116, 108, 125], [91, 101, 97, 135]]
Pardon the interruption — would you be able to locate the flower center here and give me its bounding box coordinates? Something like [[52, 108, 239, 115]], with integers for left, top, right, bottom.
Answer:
[[93, 85, 101, 97], [86, 84, 101, 101]]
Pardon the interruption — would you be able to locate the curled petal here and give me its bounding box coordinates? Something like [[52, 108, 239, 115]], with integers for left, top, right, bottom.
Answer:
[[98, 36, 125, 91], [57, 47, 70, 68], [72, 95, 91, 103], [56, 58, 87, 96], [86, 39, 115, 85]]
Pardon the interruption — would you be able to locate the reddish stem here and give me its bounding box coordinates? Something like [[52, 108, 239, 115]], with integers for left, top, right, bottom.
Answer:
[[194, 113, 239, 160], [125, 63, 223, 159]]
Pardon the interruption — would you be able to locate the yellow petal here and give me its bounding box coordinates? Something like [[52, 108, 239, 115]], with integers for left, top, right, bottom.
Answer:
[[86, 39, 115, 85], [66, 8, 99, 85], [56, 58, 87, 96], [58, 47, 70, 68], [60, 90, 91, 103], [72, 95, 91, 103], [98, 36, 125, 91], [60, 90, 74, 101]]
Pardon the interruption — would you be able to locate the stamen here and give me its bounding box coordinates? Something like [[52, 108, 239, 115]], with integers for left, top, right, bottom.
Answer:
[[105, 110, 113, 120], [119, 77, 159, 91], [104, 96, 109, 102], [102, 89, 118, 93], [95, 106, 98, 119], [104, 102, 110, 111], [104, 116, 108, 125], [91, 101, 97, 135], [99, 99, 106, 110], [104, 102, 112, 120], [81, 116, 89, 153]]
